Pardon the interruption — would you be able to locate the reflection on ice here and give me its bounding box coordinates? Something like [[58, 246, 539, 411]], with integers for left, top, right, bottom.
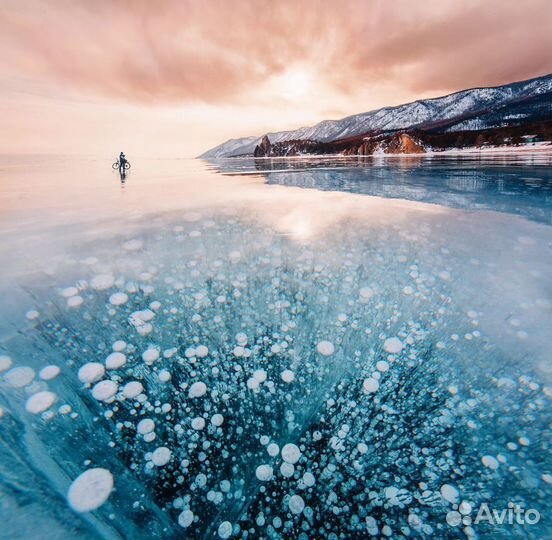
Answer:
[[209, 154, 552, 224], [1, 197, 551, 539]]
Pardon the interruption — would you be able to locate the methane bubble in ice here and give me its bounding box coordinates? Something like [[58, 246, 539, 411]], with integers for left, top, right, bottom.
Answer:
[[482, 455, 499, 470], [316, 341, 335, 356], [281, 443, 301, 464], [218, 521, 233, 539], [281, 369, 295, 383], [376, 360, 389, 372], [195, 345, 209, 358], [440, 484, 459, 504], [383, 337, 403, 354], [61, 286, 78, 298], [363, 378, 379, 393], [137, 418, 155, 435], [189, 381, 207, 398], [78, 363, 105, 384], [211, 414, 224, 426], [109, 292, 128, 306], [267, 443, 279, 457], [280, 462, 294, 477], [4, 366, 35, 388], [288, 494, 305, 514], [67, 468, 114, 512], [178, 509, 194, 528], [112, 340, 126, 352], [123, 381, 143, 399], [38, 365, 61, 381], [67, 296, 84, 308], [359, 287, 374, 299], [91, 274, 115, 291], [142, 348, 160, 364], [0, 355, 13, 372], [302, 472, 315, 487], [255, 465, 274, 481], [25, 391, 57, 414], [152, 447, 171, 466], [191, 417, 205, 430], [158, 370, 171, 383], [105, 352, 126, 369], [91, 380, 118, 401]]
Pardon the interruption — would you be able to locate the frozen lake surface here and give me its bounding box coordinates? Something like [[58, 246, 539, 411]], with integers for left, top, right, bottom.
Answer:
[[0, 155, 551, 539]]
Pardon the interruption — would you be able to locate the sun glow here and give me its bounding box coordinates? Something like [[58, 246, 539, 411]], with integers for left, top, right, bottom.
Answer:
[[274, 67, 314, 101]]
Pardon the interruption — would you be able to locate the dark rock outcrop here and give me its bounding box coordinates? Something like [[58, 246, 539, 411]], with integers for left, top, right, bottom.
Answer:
[[254, 136, 325, 157], [254, 135, 272, 157]]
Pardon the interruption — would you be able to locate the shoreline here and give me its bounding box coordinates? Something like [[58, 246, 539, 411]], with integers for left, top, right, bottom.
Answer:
[[205, 142, 552, 160]]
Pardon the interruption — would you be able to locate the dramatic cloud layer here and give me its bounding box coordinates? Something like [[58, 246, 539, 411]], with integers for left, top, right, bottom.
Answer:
[[1, 0, 551, 155]]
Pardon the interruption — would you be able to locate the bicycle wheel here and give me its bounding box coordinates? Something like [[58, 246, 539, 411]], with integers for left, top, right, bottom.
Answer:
[[112, 162, 119, 169], [124, 162, 131, 170]]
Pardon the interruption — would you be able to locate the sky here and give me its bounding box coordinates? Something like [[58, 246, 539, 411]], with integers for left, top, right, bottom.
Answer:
[[1, 0, 551, 158]]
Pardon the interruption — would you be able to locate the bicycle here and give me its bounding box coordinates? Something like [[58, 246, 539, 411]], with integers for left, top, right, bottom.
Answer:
[[112, 161, 131, 170]]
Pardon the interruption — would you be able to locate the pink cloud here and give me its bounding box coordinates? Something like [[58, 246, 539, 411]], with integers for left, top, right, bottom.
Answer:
[[1, 0, 550, 105]]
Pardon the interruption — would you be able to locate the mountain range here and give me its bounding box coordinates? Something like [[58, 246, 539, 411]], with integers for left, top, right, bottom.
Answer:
[[199, 73, 552, 158]]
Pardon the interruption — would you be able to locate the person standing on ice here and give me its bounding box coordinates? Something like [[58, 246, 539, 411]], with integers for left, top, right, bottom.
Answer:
[[118, 151, 127, 173]]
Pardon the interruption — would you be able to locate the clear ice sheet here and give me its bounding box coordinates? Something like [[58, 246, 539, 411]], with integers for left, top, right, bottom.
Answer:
[[1, 158, 551, 540]]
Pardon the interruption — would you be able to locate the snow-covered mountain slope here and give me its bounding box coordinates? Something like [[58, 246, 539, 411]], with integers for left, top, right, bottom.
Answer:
[[199, 74, 552, 158]]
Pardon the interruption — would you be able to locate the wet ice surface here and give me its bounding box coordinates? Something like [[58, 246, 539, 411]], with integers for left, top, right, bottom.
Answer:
[[210, 155, 552, 224], [0, 156, 551, 539]]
